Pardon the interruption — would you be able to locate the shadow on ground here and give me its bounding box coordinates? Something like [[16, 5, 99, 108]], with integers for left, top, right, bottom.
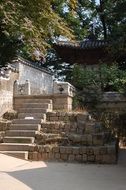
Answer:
[[8, 151, 126, 190], [0, 149, 126, 190]]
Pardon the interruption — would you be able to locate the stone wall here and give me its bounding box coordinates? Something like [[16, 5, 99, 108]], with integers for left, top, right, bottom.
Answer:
[[45, 112, 96, 135], [0, 110, 17, 142], [86, 92, 126, 111], [13, 57, 53, 95], [33, 111, 117, 164], [29, 145, 116, 164], [0, 119, 11, 142]]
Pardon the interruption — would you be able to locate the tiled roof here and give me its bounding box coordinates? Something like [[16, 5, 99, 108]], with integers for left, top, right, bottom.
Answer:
[[12, 56, 53, 75], [80, 40, 108, 49], [54, 40, 108, 49]]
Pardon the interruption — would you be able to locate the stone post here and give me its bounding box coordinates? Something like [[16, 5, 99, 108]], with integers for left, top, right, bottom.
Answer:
[[53, 81, 75, 111], [25, 80, 31, 95], [13, 80, 31, 96]]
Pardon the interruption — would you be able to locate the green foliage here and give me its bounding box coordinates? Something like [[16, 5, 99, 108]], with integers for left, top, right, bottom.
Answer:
[[0, 0, 125, 68], [95, 110, 126, 139], [43, 49, 73, 80], [72, 64, 126, 93], [0, 0, 75, 66], [71, 64, 126, 108], [0, 20, 24, 67]]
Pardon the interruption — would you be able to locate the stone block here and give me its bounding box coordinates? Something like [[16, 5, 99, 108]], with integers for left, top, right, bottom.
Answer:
[[68, 134, 81, 144], [86, 148, 94, 155], [61, 154, 68, 161], [69, 114, 77, 122], [0, 131, 5, 142], [93, 147, 100, 155], [49, 152, 55, 160], [47, 112, 56, 117], [75, 155, 82, 162], [38, 145, 43, 153], [63, 116, 69, 122], [77, 128, 84, 135], [56, 112, 66, 117], [28, 152, 33, 160], [60, 146, 66, 154], [81, 136, 87, 145], [80, 147, 86, 154], [102, 155, 116, 164], [73, 147, 79, 155], [77, 113, 88, 122], [32, 152, 38, 161], [42, 153, 49, 160], [3, 110, 18, 120], [66, 147, 73, 154], [82, 154, 87, 162], [34, 145, 39, 152], [99, 147, 107, 155], [68, 154, 75, 161], [55, 153, 61, 159], [77, 121, 86, 130], [95, 155, 103, 162], [70, 129, 76, 133], [50, 117, 59, 121], [93, 134, 104, 146], [53, 146, 60, 153], [45, 146, 51, 153], [85, 123, 94, 134], [87, 135, 93, 145], [0, 120, 11, 131], [38, 153, 42, 160], [87, 155, 95, 162], [54, 124, 59, 129], [107, 146, 116, 154], [64, 123, 71, 129]]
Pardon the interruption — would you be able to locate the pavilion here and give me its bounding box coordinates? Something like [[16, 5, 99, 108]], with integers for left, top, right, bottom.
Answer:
[[53, 39, 110, 66]]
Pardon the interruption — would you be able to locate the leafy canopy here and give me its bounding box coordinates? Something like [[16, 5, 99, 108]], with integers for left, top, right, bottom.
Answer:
[[0, 0, 76, 66]]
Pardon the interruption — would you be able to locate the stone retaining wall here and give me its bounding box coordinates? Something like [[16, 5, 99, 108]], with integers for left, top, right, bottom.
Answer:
[[35, 111, 117, 164], [47, 111, 89, 122], [45, 112, 104, 135], [0, 119, 11, 142], [29, 144, 117, 164]]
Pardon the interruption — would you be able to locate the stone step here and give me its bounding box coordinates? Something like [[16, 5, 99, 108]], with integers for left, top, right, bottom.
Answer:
[[16, 97, 52, 105], [10, 124, 41, 131], [35, 133, 61, 144], [18, 108, 48, 113], [3, 137, 35, 144], [18, 113, 46, 119], [0, 151, 29, 160], [0, 143, 35, 151], [24, 99, 52, 104], [12, 119, 42, 124], [22, 103, 52, 109], [41, 122, 64, 133], [5, 130, 37, 137], [41, 121, 64, 127]]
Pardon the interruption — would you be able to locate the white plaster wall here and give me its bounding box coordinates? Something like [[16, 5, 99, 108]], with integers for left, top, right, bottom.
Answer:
[[15, 62, 53, 95], [0, 72, 18, 117]]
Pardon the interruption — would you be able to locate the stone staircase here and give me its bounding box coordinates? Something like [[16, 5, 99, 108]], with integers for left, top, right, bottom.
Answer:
[[0, 98, 52, 159], [0, 98, 117, 163], [31, 112, 117, 163]]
